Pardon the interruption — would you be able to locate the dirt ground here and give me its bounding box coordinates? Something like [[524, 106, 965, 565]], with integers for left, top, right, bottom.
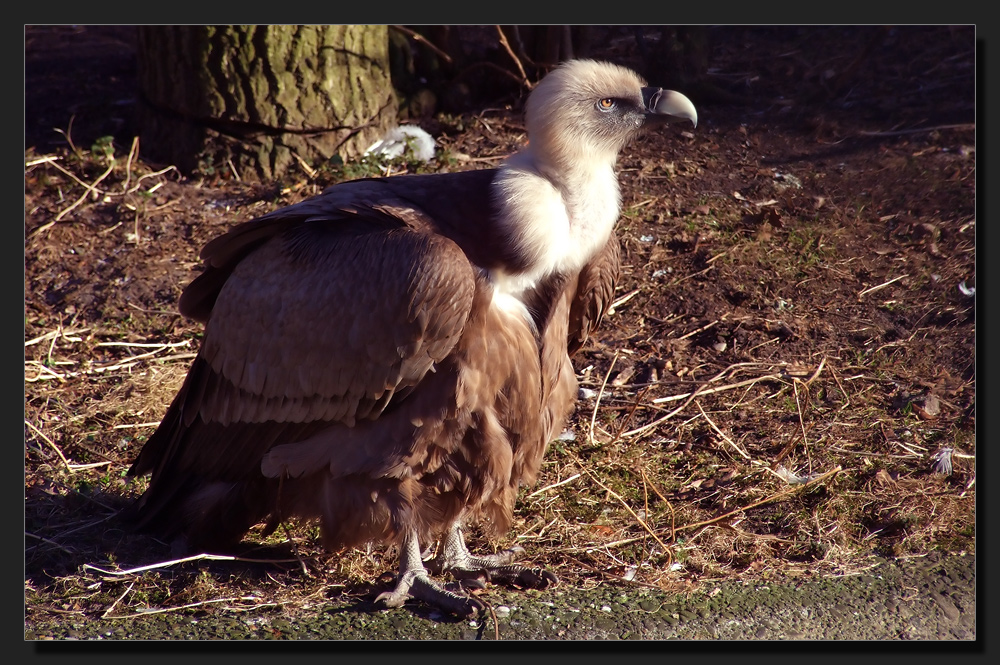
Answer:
[[24, 26, 976, 638]]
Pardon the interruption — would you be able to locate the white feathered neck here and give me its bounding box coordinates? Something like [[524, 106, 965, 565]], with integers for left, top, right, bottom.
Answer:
[[487, 60, 649, 299]]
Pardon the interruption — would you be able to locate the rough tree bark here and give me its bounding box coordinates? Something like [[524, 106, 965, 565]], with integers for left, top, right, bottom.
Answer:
[[136, 25, 398, 181]]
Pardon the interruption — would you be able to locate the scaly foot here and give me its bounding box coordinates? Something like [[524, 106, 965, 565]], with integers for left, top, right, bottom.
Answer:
[[428, 524, 558, 589], [375, 528, 484, 618]]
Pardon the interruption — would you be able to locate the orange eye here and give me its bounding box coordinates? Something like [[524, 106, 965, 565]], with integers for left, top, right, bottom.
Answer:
[[598, 98, 616, 110]]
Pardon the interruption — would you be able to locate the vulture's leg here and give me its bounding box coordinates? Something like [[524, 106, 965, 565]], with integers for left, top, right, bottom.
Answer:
[[429, 523, 558, 588], [375, 527, 485, 618]]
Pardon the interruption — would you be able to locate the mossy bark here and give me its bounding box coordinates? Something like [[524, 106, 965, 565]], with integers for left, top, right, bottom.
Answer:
[[136, 25, 397, 181]]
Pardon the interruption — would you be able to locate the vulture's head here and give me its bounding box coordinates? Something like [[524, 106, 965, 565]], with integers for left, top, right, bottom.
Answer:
[[524, 59, 697, 168]]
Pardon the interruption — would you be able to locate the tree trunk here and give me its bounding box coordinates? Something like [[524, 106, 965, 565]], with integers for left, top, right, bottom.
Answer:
[[136, 25, 397, 182]]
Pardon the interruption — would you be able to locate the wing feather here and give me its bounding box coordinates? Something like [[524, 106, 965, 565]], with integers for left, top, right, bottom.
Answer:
[[568, 233, 621, 355], [194, 224, 475, 425], [129, 216, 478, 514]]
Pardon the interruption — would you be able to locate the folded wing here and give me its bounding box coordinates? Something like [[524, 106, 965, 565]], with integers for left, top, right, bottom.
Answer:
[[128, 207, 477, 543]]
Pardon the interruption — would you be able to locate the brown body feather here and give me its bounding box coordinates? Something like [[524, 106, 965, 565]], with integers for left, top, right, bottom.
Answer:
[[127, 169, 620, 553]]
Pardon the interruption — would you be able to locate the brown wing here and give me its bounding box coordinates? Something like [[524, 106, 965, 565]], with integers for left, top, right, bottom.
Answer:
[[127, 214, 477, 545], [179, 170, 500, 324], [568, 232, 621, 355], [196, 225, 474, 426]]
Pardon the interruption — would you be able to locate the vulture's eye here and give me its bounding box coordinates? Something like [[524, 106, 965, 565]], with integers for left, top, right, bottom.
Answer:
[[597, 98, 616, 112]]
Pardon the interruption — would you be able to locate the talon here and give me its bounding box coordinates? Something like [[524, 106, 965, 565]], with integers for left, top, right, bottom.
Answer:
[[528, 567, 559, 588], [432, 523, 558, 591], [375, 590, 408, 609], [459, 577, 488, 591]]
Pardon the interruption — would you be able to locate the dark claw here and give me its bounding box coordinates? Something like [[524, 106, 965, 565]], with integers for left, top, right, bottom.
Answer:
[[530, 568, 559, 588], [490, 565, 559, 589], [458, 577, 488, 591]]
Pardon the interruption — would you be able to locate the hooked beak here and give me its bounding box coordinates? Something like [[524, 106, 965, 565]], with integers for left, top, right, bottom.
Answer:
[[642, 87, 698, 128]]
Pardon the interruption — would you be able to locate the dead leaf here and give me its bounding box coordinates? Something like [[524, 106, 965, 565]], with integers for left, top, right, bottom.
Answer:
[[611, 364, 635, 387], [717, 468, 737, 483], [782, 364, 814, 379], [755, 222, 773, 242], [875, 469, 896, 487], [588, 524, 616, 536]]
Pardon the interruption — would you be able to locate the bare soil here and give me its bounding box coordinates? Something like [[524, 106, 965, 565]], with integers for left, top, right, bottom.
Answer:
[[24, 26, 975, 639]]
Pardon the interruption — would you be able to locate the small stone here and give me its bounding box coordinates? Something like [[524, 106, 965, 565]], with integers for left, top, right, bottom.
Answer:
[[639, 599, 659, 612], [913, 393, 941, 419], [931, 592, 960, 622]]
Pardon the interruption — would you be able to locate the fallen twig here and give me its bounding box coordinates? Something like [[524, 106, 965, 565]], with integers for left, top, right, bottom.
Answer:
[[608, 288, 640, 313], [639, 466, 676, 545], [695, 400, 751, 460], [588, 351, 618, 445], [25, 345, 197, 382], [481, 599, 501, 640], [792, 380, 813, 472], [24, 531, 77, 555], [101, 581, 135, 619], [103, 596, 265, 620], [112, 422, 163, 430], [676, 318, 722, 342], [24, 327, 91, 347], [623, 372, 786, 439], [123, 165, 179, 196], [858, 274, 908, 297], [526, 473, 582, 498], [25, 419, 74, 473], [83, 554, 239, 577], [95, 340, 191, 350], [652, 373, 787, 405], [83, 551, 316, 578], [121, 136, 139, 195], [54, 159, 115, 224]]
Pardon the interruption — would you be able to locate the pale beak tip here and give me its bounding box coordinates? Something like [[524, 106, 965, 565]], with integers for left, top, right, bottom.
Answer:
[[653, 89, 698, 127]]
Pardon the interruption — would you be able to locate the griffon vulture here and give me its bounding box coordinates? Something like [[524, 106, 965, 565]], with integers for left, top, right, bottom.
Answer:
[[126, 59, 697, 617]]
